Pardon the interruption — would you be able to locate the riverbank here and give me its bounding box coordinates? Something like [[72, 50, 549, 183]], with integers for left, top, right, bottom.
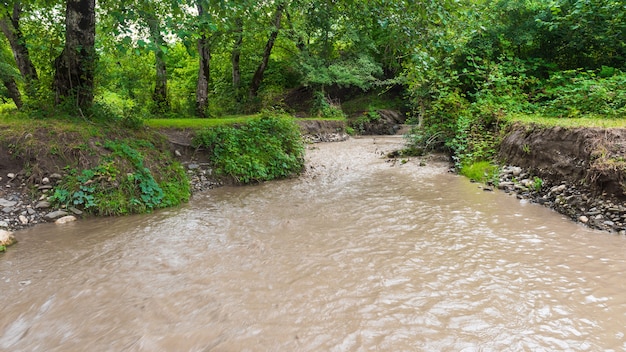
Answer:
[[0, 119, 348, 239], [493, 123, 626, 233]]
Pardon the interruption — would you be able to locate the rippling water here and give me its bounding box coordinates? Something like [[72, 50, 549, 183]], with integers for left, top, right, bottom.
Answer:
[[2, 136, 626, 351]]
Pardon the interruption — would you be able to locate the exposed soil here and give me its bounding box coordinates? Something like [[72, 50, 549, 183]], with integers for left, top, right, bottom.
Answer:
[[499, 123, 626, 199], [498, 123, 626, 232]]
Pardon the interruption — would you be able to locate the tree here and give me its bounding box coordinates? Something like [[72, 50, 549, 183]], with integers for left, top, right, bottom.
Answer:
[[195, 0, 211, 117], [53, 0, 96, 109], [0, 2, 38, 87], [0, 41, 22, 107], [248, 0, 286, 99]]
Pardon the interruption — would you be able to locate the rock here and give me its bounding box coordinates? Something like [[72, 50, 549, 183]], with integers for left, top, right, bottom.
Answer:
[[35, 201, 51, 209], [579, 215, 589, 223], [188, 163, 199, 170], [55, 215, 77, 224], [50, 173, 63, 180], [175, 150, 182, 157], [37, 185, 53, 191], [7, 173, 15, 179], [0, 229, 16, 246], [551, 184, 567, 194], [498, 181, 514, 190], [44, 210, 69, 221], [0, 199, 17, 208], [42, 177, 50, 185], [604, 220, 615, 227], [68, 207, 83, 215], [18, 215, 28, 225]]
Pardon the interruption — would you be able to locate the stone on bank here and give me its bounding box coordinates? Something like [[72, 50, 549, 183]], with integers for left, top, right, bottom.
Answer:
[[0, 229, 16, 248]]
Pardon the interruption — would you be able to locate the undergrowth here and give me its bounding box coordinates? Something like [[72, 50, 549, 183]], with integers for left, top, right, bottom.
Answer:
[[193, 114, 305, 183], [50, 139, 190, 215]]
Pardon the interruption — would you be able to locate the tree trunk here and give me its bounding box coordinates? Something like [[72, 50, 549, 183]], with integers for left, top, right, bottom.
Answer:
[[53, 0, 96, 109], [0, 2, 38, 84], [248, 1, 286, 99], [195, 35, 210, 117], [2, 77, 22, 108], [231, 17, 243, 100], [147, 14, 169, 113], [194, 1, 210, 117]]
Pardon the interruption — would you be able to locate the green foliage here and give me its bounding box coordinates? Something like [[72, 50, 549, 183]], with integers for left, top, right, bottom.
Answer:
[[539, 70, 626, 118], [0, 244, 5, 252], [459, 161, 500, 183], [532, 176, 543, 192], [310, 91, 346, 119], [193, 115, 305, 183], [51, 139, 189, 215]]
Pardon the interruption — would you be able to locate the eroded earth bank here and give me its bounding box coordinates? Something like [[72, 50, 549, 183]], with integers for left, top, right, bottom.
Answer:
[[497, 123, 626, 233]]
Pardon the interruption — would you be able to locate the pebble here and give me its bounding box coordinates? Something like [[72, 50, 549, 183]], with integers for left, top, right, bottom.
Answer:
[[44, 210, 69, 221], [55, 215, 77, 224], [18, 215, 28, 225], [499, 164, 626, 234]]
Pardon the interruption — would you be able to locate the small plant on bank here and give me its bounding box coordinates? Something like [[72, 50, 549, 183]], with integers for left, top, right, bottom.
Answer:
[[193, 115, 305, 183], [532, 176, 543, 192], [460, 161, 500, 184], [51, 139, 190, 215]]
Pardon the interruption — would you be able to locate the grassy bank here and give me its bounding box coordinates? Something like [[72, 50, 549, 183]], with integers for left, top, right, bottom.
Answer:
[[0, 111, 306, 220]]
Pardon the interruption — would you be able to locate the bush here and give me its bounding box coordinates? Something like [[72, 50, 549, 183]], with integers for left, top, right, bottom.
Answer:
[[193, 115, 305, 183]]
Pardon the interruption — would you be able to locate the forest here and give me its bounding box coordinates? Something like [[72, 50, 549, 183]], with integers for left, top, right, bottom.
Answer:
[[0, 0, 625, 180], [1, 2, 624, 109]]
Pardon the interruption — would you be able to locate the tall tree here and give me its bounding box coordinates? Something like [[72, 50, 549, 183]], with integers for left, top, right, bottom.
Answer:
[[230, 16, 243, 99], [248, 0, 286, 99], [195, 0, 211, 117], [0, 42, 22, 108], [0, 2, 38, 85], [53, 0, 96, 109], [145, 11, 169, 112]]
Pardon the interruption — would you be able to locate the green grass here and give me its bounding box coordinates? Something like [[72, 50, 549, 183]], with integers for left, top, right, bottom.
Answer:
[[459, 161, 499, 183], [145, 115, 345, 129], [145, 115, 259, 129], [507, 113, 626, 128]]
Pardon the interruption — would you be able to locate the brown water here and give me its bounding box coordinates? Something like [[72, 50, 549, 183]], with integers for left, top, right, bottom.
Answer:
[[2, 136, 626, 351]]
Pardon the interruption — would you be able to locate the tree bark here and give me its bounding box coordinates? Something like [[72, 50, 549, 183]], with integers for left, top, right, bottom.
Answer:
[[194, 1, 210, 117], [248, 1, 286, 99], [0, 2, 38, 84], [195, 34, 210, 117], [231, 17, 243, 100], [53, 0, 96, 109], [147, 14, 169, 113], [2, 77, 22, 108]]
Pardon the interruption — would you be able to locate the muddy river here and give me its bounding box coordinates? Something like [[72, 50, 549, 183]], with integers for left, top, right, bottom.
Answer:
[[2, 136, 626, 351]]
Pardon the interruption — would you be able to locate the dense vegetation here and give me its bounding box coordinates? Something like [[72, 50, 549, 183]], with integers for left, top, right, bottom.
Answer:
[[0, 0, 624, 214]]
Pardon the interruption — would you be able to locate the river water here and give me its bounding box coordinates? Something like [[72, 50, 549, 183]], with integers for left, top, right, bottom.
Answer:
[[2, 136, 626, 351]]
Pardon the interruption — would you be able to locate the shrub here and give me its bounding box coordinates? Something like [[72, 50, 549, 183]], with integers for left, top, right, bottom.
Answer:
[[193, 115, 305, 183]]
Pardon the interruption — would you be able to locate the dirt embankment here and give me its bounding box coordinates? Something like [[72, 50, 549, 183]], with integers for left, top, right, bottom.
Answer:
[[498, 123, 626, 232]]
